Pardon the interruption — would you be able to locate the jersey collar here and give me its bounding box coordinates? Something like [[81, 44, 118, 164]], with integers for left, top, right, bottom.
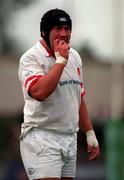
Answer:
[[38, 39, 54, 57]]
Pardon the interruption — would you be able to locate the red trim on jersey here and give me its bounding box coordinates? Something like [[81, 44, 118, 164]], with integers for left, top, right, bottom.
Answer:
[[27, 76, 41, 91], [80, 82, 83, 88], [40, 39, 54, 57], [24, 75, 42, 88]]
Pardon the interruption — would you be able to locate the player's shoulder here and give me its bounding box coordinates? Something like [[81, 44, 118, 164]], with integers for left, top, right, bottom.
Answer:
[[70, 47, 79, 55], [20, 44, 39, 62], [70, 47, 82, 64], [21, 41, 46, 62]]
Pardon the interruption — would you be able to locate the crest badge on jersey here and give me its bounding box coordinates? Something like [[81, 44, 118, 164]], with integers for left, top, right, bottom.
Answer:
[[77, 67, 80, 76], [22, 70, 33, 80]]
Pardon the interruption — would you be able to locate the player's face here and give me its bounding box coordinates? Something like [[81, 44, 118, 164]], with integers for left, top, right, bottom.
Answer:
[[49, 25, 71, 50]]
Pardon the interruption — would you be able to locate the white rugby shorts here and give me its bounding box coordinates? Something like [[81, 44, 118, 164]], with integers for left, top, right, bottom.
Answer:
[[20, 129, 77, 179]]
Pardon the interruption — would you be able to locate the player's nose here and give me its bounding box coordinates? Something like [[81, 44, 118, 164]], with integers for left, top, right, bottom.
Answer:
[[60, 28, 67, 36]]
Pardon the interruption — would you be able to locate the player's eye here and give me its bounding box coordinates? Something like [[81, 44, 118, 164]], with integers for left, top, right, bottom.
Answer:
[[54, 26, 62, 30]]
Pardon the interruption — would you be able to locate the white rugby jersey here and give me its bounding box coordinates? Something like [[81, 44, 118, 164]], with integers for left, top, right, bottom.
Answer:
[[18, 41, 85, 138]]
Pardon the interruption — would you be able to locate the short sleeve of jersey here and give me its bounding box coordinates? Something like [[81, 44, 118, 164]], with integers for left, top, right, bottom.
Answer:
[[19, 53, 45, 92]]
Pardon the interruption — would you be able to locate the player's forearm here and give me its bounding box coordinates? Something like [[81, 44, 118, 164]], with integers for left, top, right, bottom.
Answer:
[[79, 97, 93, 133], [79, 97, 100, 160], [30, 63, 65, 101]]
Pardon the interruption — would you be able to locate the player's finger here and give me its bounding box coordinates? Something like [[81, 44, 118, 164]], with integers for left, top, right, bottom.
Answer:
[[88, 146, 100, 160], [87, 145, 92, 153], [53, 39, 60, 50]]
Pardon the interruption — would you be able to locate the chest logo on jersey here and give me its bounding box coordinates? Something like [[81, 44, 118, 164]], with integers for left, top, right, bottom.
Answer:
[[59, 79, 81, 86]]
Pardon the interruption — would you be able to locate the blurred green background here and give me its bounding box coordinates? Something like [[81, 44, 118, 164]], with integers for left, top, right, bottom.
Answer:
[[0, 0, 124, 179]]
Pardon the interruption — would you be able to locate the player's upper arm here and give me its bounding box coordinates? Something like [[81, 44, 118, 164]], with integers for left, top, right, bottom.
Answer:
[[19, 54, 44, 95]]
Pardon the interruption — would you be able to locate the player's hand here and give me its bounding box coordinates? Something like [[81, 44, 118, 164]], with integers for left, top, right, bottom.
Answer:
[[87, 145, 100, 160], [86, 130, 100, 160], [54, 39, 70, 59]]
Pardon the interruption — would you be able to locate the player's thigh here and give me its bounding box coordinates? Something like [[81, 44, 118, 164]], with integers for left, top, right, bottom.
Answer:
[[20, 130, 63, 179], [61, 157, 76, 178], [61, 135, 77, 178]]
